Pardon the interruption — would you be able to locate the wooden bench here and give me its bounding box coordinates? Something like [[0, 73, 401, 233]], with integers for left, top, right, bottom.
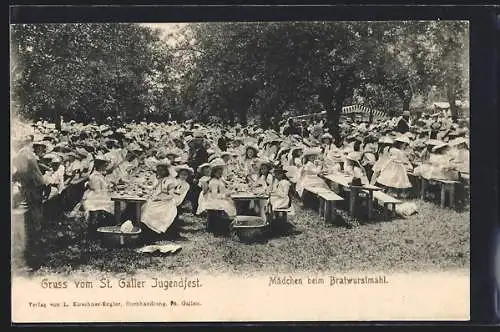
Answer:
[[436, 179, 460, 209], [373, 191, 402, 221], [317, 191, 344, 223], [206, 209, 231, 235], [273, 207, 293, 223], [304, 186, 344, 223], [421, 178, 460, 209]]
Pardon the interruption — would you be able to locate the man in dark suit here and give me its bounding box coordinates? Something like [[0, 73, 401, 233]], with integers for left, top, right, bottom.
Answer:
[[12, 137, 50, 270], [395, 111, 411, 134]]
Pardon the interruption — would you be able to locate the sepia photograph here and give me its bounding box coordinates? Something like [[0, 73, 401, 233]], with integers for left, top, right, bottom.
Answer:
[[11, 20, 470, 322]]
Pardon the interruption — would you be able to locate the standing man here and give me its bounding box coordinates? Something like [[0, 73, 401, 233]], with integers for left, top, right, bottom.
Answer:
[[12, 137, 49, 270], [187, 131, 209, 213], [395, 111, 411, 134], [217, 130, 229, 152]]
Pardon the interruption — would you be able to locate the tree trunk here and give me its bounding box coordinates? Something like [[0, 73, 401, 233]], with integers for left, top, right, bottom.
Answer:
[[402, 95, 412, 113], [227, 108, 235, 124], [329, 98, 344, 145], [446, 82, 458, 121]]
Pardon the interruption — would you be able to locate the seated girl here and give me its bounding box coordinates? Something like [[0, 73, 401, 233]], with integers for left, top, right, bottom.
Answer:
[[343, 152, 369, 185], [250, 159, 275, 194], [322, 149, 343, 174], [195, 163, 212, 216], [82, 155, 115, 225], [140, 162, 192, 236], [284, 146, 303, 183], [198, 159, 237, 218], [448, 137, 469, 174], [414, 142, 457, 181], [295, 147, 330, 198], [268, 167, 294, 215], [43, 154, 66, 197]]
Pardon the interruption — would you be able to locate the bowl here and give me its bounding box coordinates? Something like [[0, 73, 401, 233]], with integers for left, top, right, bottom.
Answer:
[[230, 216, 269, 244], [96, 226, 142, 248]]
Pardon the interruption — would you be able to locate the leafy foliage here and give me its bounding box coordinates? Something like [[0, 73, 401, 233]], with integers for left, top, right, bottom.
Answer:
[[11, 23, 176, 123], [11, 21, 469, 128]]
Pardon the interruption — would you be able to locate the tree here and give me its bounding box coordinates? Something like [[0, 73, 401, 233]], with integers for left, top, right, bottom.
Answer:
[[11, 23, 176, 123]]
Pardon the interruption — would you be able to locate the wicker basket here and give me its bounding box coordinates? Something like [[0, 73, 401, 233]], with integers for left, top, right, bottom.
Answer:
[[230, 216, 269, 244], [96, 226, 142, 248]]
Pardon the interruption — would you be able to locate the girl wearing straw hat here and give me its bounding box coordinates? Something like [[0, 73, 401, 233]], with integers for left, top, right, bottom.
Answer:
[[82, 154, 115, 219], [140, 161, 190, 236], [369, 136, 394, 185], [43, 154, 66, 196], [283, 146, 304, 183], [414, 142, 457, 181], [374, 135, 413, 196], [295, 147, 330, 198], [449, 137, 470, 174], [240, 143, 261, 183], [195, 163, 212, 216], [343, 151, 369, 185], [199, 159, 236, 218], [268, 166, 294, 212]]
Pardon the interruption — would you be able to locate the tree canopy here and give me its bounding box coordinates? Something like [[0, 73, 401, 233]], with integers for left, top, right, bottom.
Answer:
[[11, 21, 469, 137]]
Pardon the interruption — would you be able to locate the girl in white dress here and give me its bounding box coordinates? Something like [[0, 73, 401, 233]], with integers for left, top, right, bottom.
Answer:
[[376, 136, 413, 194], [268, 167, 294, 215], [141, 162, 191, 234], [240, 143, 261, 183], [343, 152, 369, 185], [284, 146, 303, 183], [82, 155, 115, 217], [295, 147, 330, 198], [195, 163, 212, 216], [43, 155, 66, 196], [200, 159, 237, 218]]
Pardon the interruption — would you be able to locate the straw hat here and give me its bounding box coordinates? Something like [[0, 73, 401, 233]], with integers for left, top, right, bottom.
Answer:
[[449, 137, 468, 147], [394, 135, 411, 145], [432, 142, 449, 152], [174, 164, 194, 176], [244, 143, 259, 154], [197, 162, 211, 173], [210, 158, 226, 169], [165, 148, 180, 157], [302, 147, 323, 157], [346, 151, 363, 162], [425, 139, 443, 147], [378, 136, 394, 145], [156, 158, 171, 168], [94, 153, 110, 163], [320, 133, 334, 141], [208, 154, 220, 163]]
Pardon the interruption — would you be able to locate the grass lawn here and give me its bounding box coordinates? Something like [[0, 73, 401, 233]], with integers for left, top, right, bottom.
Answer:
[[29, 197, 469, 277]]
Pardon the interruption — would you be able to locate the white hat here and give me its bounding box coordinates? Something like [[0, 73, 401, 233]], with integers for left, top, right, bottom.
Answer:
[[197, 163, 211, 173], [395, 135, 411, 145], [302, 147, 323, 157], [432, 142, 449, 152], [174, 164, 194, 175], [210, 158, 226, 169]]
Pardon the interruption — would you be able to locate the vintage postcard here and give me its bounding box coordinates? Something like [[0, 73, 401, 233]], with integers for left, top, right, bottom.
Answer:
[[11, 21, 470, 322]]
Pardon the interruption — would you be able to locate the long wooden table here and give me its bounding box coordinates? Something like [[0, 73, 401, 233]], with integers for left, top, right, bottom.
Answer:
[[110, 195, 148, 228], [320, 173, 381, 221], [230, 192, 270, 222]]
